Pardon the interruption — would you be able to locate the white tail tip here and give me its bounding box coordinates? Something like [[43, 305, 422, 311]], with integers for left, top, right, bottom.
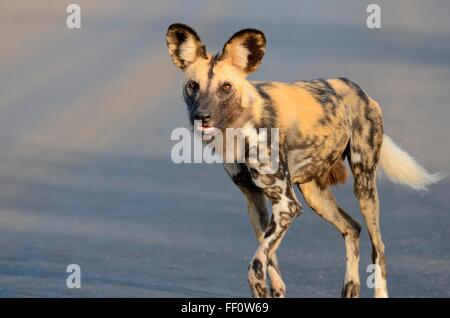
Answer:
[[379, 135, 445, 191]]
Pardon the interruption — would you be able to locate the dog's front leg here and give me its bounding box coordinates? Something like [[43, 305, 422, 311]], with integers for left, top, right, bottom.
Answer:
[[223, 163, 286, 297], [246, 161, 302, 298]]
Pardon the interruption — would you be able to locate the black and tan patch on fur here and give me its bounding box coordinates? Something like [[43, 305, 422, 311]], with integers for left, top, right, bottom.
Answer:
[[252, 258, 264, 280], [253, 283, 267, 297], [338, 77, 369, 105], [303, 79, 341, 116], [341, 281, 360, 298], [265, 186, 283, 204], [253, 82, 277, 130], [271, 289, 281, 298], [288, 201, 301, 216], [264, 216, 277, 238]]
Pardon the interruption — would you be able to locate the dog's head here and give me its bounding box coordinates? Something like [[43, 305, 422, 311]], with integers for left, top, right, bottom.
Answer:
[[166, 23, 266, 133]]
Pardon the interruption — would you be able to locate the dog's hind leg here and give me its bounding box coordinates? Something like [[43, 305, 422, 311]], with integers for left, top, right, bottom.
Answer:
[[353, 174, 388, 297], [348, 95, 388, 297], [299, 180, 361, 297], [223, 163, 286, 297], [353, 175, 388, 297]]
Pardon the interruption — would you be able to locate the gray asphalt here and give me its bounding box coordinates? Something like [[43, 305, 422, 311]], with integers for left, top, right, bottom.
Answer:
[[0, 1, 449, 297]]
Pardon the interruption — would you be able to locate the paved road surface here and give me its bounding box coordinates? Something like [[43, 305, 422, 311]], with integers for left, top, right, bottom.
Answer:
[[0, 1, 449, 297]]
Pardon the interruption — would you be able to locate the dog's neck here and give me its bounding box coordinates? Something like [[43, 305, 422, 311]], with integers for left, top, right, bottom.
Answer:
[[236, 80, 266, 128]]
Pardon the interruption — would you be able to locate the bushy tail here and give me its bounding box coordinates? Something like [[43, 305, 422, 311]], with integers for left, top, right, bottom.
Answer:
[[379, 135, 444, 190]]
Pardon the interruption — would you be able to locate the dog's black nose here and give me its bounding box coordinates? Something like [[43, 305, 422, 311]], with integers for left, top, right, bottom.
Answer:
[[194, 109, 212, 122]]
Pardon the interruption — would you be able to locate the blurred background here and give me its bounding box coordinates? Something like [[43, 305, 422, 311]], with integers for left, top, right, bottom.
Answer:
[[0, 0, 449, 297]]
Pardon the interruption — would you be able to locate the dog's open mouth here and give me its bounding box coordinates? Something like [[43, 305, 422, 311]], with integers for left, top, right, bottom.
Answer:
[[195, 123, 216, 134], [195, 122, 217, 141]]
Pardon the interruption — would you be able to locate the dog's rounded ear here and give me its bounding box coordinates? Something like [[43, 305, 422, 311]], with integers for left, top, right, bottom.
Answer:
[[220, 29, 266, 74], [166, 23, 207, 70]]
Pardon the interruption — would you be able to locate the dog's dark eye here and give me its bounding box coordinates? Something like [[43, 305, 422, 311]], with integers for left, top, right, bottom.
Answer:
[[187, 81, 199, 92], [222, 82, 232, 92]]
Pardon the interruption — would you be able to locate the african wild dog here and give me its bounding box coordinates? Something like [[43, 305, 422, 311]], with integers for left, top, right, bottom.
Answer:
[[166, 23, 441, 298]]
